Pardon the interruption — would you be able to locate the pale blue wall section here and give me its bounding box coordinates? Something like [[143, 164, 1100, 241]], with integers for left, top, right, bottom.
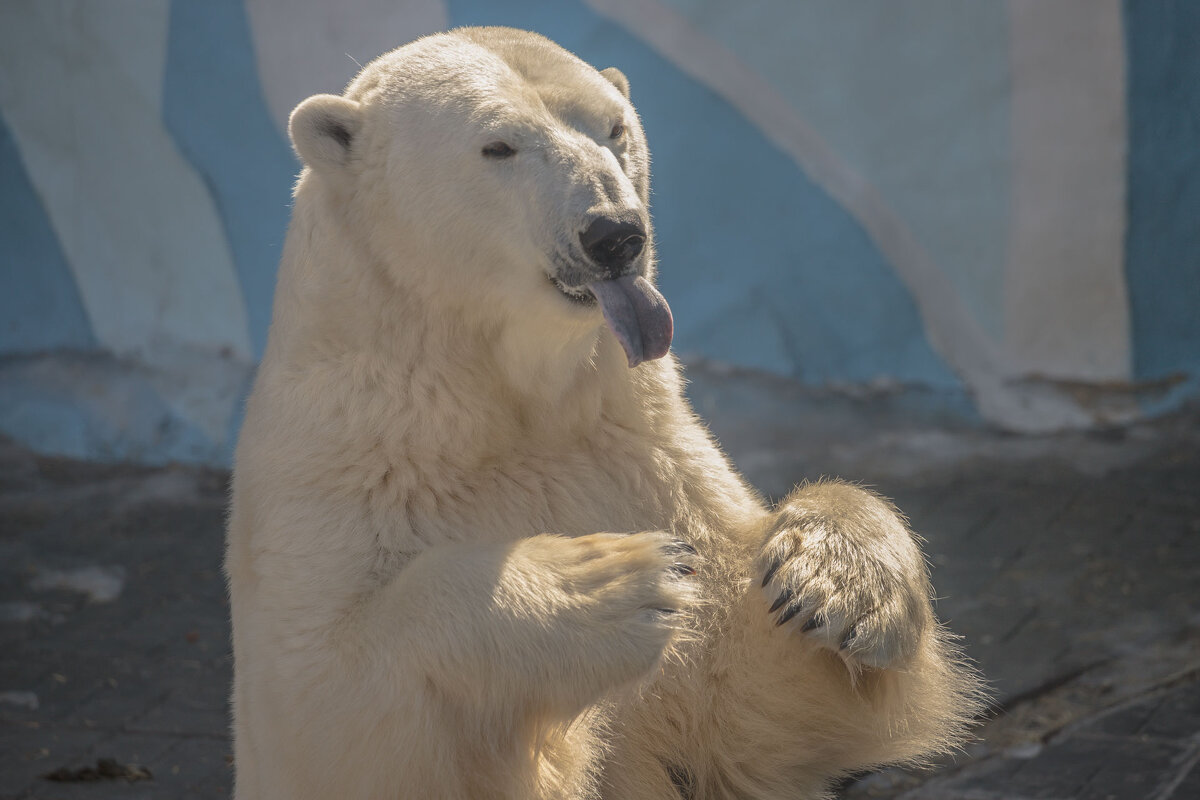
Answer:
[[7, 1, 1200, 466], [163, 0, 299, 357], [0, 112, 95, 354], [0, 354, 217, 464], [1123, 0, 1200, 386], [663, 0, 1011, 342], [449, 0, 960, 387]]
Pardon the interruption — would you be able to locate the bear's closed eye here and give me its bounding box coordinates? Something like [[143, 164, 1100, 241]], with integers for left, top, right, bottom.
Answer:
[[482, 141, 517, 158]]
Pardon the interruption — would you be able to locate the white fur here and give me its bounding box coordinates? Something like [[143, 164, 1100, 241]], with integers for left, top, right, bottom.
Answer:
[[227, 27, 984, 800]]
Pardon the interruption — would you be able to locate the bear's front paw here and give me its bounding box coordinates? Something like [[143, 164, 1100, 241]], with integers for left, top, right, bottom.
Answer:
[[758, 482, 932, 669], [529, 531, 699, 689], [562, 531, 699, 623]]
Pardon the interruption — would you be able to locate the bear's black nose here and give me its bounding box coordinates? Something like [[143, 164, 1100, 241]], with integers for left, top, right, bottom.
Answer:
[[580, 216, 646, 277]]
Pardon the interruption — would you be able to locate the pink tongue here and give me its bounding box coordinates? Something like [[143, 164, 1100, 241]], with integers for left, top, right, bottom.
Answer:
[[587, 275, 673, 368]]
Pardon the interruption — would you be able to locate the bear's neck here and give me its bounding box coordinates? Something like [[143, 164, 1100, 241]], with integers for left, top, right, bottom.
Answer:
[[265, 194, 679, 465]]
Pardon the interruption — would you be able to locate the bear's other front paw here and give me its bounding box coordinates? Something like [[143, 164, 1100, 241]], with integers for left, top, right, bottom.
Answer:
[[758, 482, 932, 670], [530, 531, 699, 686]]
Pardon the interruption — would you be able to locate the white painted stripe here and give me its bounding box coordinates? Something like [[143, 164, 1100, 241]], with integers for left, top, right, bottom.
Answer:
[[0, 1, 253, 362], [247, 0, 449, 137], [584, 0, 995, 380], [1005, 0, 1130, 381], [586, 0, 1109, 430]]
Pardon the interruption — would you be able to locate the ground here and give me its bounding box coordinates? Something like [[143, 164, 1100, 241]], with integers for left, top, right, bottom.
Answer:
[[2, 364, 1198, 799]]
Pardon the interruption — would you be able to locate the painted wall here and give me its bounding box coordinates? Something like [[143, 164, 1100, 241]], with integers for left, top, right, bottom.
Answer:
[[1, 0, 1197, 464]]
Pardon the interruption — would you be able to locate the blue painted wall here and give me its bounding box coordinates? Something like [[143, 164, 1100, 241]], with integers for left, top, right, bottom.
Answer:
[[0, 1, 1196, 463], [0, 112, 95, 354], [164, 0, 299, 357], [1123, 0, 1200, 382]]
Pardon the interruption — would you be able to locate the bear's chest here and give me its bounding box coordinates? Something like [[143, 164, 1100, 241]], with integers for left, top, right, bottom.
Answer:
[[381, 435, 677, 551]]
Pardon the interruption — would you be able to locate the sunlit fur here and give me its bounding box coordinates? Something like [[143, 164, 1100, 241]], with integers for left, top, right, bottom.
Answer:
[[226, 27, 985, 800]]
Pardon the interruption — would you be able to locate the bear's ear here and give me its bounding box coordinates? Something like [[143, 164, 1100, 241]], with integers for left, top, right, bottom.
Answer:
[[289, 94, 363, 172], [600, 67, 630, 99]]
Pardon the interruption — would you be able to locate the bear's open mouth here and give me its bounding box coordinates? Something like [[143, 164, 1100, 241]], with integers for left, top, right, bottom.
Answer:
[[549, 275, 598, 307]]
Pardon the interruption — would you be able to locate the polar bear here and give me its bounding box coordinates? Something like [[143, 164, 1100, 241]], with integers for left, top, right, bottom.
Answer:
[[226, 27, 983, 800]]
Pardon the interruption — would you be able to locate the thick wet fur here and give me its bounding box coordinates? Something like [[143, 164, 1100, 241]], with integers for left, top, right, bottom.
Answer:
[[226, 27, 985, 800]]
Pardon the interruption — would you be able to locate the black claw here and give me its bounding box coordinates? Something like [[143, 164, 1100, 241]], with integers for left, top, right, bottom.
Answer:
[[777, 600, 808, 627], [670, 562, 697, 577], [666, 764, 695, 799], [761, 557, 782, 588], [801, 613, 825, 633], [768, 590, 792, 614], [665, 539, 697, 556], [840, 625, 858, 650]]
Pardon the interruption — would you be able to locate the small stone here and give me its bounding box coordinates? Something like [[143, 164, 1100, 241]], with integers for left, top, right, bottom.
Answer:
[[0, 690, 39, 710], [1006, 742, 1043, 760]]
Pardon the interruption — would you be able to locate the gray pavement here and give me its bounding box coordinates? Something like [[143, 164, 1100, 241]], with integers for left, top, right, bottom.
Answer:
[[2, 368, 1199, 799]]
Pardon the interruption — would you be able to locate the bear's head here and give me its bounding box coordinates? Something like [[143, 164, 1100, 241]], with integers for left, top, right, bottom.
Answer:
[[286, 27, 672, 373]]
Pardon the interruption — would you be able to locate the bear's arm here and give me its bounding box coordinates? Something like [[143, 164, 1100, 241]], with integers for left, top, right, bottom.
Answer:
[[258, 524, 697, 722]]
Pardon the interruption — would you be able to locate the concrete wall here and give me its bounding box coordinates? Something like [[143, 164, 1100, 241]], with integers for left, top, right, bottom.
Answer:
[[1, 0, 1197, 464]]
